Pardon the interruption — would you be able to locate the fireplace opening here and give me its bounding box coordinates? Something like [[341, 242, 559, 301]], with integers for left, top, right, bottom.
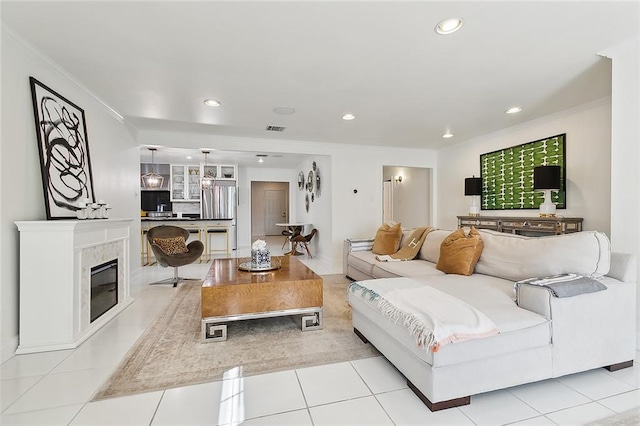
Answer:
[[91, 259, 118, 322]]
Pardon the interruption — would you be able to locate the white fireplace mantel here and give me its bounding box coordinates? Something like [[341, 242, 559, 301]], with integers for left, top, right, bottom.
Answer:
[[15, 218, 134, 354]]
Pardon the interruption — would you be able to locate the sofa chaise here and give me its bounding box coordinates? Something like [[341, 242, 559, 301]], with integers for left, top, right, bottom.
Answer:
[[344, 228, 637, 411]]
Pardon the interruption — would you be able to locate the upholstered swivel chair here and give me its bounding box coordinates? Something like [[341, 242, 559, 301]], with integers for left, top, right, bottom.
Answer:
[[290, 228, 317, 259], [147, 225, 204, 287]]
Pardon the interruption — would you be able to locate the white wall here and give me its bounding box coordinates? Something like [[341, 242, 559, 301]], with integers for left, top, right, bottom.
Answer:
[[383, 166, 432, 228], [1, 30, 140, 362], [600, 37, 639, 347], [294, 156, 332, 264], [437, 99, 613, 233]]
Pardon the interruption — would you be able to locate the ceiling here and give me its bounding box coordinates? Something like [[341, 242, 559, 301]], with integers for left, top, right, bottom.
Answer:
[[139, 146, 312, 169], [2, 1, 638, 159]]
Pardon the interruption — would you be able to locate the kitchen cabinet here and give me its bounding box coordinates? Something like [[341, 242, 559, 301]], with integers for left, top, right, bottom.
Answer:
[[201, 164, 237, 181], [219, 165, 237, 180], [170, 164, 201, 201]]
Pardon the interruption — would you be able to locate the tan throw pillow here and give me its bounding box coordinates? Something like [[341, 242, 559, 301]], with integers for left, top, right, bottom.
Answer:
[[153, 236, 189, 255], [372, 222, 403, 255], [436, 227, 484, 276]]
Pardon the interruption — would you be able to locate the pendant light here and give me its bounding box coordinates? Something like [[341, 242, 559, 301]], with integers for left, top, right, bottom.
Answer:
[[200, 150, 216, 190], [141, 148, 164, 189]]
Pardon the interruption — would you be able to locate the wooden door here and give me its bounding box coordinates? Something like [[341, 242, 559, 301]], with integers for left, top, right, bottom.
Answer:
[[265, 189, 287, 235]]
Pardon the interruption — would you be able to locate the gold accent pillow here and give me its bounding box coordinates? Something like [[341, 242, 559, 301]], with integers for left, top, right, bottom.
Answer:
[[153, 236, 189, 255], [436, 227, 484, 276], [372, 222, 403, 255]]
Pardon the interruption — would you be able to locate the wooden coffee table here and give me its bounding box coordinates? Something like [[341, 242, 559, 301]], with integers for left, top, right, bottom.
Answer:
[[201, 256, 323, 341]]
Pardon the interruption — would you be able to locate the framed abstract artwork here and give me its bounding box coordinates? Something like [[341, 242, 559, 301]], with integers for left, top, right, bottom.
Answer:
[[30, 77, 96, 219], [480, 134, 566, 210]]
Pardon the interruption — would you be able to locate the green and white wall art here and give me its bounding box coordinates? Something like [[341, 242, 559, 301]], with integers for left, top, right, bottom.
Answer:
[[480, 134, 566, 210]]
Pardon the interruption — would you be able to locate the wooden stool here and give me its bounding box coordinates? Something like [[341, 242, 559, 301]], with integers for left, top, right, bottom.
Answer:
[[205, 225, 230, 261], [141, 226, 155, 266], [141, 228, 148, 265], [182, 225, 204, 262]]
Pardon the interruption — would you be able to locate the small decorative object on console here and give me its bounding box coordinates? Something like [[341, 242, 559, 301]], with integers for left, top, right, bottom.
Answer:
[[77, 198, 110, 220], [251, 239, 271, 268]]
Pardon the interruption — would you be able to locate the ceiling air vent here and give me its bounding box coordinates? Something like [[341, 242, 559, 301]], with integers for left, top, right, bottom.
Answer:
[[266, 125, 286, 132]]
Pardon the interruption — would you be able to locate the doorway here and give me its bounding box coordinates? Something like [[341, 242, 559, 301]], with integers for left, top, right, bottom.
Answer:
[[383, 181, 393, 223], [265, 189, 287, 235], [251, 181, 289, 238], [382, 166, 432, 228]]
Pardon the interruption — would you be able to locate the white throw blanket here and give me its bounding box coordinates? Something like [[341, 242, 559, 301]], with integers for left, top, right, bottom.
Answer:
[[349, 278, 499, 352]]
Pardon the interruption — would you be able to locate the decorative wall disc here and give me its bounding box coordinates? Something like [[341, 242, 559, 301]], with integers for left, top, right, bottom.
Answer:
[[307, 171, 314, 192]]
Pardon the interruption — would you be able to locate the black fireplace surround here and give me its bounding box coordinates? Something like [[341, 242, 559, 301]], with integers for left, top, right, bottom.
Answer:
[[90, 259, 118, 322]]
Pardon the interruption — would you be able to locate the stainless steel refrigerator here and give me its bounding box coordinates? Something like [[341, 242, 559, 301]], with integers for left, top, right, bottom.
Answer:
[[201, 181, 237, 249]]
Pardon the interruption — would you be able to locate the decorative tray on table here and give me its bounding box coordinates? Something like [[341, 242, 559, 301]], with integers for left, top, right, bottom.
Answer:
[[238, 259, 282, 272]]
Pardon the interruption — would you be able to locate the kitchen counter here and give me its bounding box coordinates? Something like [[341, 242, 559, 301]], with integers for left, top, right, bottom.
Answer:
[[141, 217, 233, 222], [141, 217, 237, 264]]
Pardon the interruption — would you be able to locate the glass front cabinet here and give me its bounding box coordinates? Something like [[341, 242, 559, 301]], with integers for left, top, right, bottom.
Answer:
[[170, 164, 201, 201], [219, 165, 237, 180], [200, 164, 237, 181], [171, 164, 237, 202]]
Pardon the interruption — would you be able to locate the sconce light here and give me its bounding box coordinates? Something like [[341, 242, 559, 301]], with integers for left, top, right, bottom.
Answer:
[[394, 175, 403, 184], [200, 151, 216, 190], [464, 176, 482, 216], [533, 165, 561, 217], [141, 148, 164, 189]]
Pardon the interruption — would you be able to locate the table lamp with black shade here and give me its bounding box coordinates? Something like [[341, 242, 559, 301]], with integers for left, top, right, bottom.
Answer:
[[533, 165, 561, 217], [464, 176, 482, 216]]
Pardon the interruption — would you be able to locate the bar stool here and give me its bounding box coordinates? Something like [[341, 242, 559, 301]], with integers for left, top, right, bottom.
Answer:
[[141, 227, 148, 265], [182, 224, 204, 262], [205, 225, 230, 261], [141, 225, 156, 266]]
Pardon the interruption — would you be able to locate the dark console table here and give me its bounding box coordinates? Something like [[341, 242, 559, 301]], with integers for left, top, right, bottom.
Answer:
[[457, 215, 583, 236]]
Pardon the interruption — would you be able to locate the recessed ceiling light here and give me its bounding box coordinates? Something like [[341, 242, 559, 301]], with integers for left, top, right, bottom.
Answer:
[[505, 107, 523, 114], [204, 99, 221, 107], [342, 113, 356, 120], [442, 132, 454, 139], [435, 18, 463, 35], [273, 107, 295, 115], [186, 156, 192, 160]]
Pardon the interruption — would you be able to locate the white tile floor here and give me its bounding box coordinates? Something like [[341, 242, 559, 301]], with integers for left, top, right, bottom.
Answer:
[[2, 236, 639, 425]]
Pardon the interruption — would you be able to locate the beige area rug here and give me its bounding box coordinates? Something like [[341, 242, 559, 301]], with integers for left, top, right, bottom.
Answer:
[[587, 407, 640, 426], [93, 274, 379, 400]]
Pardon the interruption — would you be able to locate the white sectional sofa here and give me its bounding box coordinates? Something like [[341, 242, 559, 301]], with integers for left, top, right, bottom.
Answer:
[[344, 228, 637, 411]]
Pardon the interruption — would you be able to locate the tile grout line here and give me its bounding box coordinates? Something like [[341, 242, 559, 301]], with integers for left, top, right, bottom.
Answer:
[[1, 348, 79, 416], [148, 390, 166, 426], [505, 384, 549, 419], [293, 369, 315, 425], [348, 359, 396, 425], [1, 375, 46, 415]]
